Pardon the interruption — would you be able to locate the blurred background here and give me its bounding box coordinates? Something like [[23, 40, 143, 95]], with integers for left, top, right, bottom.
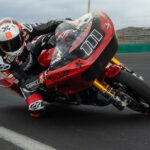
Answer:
[[1, 0, 150, 52]]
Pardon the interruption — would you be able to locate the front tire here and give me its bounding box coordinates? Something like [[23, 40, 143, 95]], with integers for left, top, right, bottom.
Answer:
[[108, 71, 150, 113]]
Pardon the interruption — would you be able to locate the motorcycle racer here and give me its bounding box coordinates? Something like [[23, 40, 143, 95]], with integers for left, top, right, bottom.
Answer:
[[0, 18, 63, 117]]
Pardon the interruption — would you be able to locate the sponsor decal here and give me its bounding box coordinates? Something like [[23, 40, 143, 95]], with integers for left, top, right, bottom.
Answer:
[[26, 80, 39, 90], [75, 60, 83, 69], [29, 100, 44, 111], [104, 23, 109, 30], [48, 70, 70, 81], [5, 32, 13, 39]]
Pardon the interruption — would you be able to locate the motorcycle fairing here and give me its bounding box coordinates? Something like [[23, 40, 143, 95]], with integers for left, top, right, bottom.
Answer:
[[50, 12, 105, 70], [43, 11, 118, 94]]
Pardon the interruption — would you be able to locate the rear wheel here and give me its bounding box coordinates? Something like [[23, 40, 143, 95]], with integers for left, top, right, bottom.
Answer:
[[107, 71, 150, 113]]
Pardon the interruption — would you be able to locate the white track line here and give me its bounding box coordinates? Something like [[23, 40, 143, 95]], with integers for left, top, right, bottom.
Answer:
[[0, 126, 56, 150]]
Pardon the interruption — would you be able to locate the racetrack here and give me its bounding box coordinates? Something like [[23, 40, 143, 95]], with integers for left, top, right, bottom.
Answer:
[[0, 53, 150, 150]]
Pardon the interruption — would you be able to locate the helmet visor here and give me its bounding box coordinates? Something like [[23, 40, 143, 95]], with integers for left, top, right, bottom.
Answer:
[[0, 33, 24, 52]]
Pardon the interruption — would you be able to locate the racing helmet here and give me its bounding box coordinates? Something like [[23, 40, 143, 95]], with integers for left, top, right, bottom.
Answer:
[[0, 18, 24, 57]]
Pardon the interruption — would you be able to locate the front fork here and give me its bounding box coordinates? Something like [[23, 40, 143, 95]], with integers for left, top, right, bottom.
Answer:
[[110, 57, 132, 72], [92, 57, 130, 110], [111, 57, 144, 80]]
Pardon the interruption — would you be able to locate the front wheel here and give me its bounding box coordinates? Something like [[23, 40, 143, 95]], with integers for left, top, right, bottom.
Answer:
[[107, 71, 150, 113]]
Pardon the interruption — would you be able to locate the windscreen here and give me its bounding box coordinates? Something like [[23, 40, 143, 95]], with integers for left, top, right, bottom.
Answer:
[[50, 13, 93, 69]]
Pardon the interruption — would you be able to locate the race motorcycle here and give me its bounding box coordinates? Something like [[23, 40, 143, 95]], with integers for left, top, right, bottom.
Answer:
[[0, 10, 150, 114]]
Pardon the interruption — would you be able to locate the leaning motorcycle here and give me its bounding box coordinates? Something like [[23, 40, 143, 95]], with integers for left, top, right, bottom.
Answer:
[[0, 10, 150, 114]]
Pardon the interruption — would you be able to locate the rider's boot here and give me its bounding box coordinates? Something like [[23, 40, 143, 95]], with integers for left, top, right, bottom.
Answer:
[[26, 93, 45, 117]]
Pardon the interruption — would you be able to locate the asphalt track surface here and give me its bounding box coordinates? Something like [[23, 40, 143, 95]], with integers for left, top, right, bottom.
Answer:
[[0, 53, 150, 150]]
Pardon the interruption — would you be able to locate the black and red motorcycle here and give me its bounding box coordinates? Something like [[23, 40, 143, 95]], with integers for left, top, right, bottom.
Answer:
[[0, 11, 150, 114]]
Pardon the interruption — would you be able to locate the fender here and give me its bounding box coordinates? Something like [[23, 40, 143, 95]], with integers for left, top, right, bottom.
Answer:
[[104, 64, 121, 78]]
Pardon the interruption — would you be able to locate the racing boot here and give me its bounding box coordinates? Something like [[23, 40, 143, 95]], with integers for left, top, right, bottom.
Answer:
[[26, 93, 45, 117]]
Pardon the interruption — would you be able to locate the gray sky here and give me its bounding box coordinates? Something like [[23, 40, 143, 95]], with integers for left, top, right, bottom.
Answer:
[[0, 0, 150, 29]]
